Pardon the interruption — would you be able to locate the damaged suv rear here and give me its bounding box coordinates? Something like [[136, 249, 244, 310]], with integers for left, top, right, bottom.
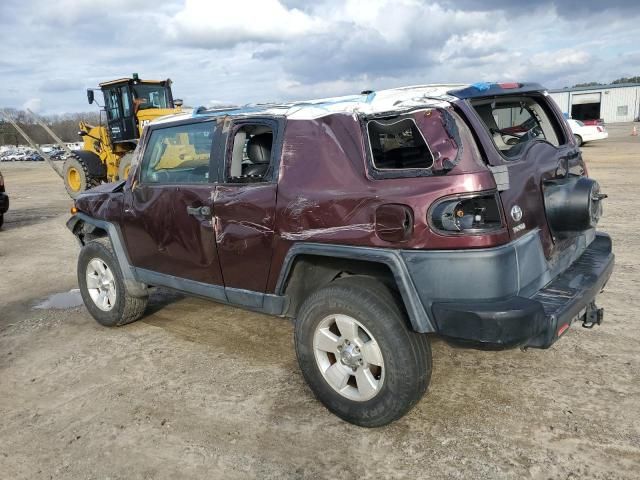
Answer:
[[67, 82, 614, 427]]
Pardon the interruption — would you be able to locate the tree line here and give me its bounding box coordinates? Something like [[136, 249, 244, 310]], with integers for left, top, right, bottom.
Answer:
[[572, 76, 640, 88], [0, 110, 101, 146]]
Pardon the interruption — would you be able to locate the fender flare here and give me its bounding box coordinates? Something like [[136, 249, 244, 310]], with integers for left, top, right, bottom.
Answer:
[[275, 243, 436, 333], [66, 212, 147, 297]]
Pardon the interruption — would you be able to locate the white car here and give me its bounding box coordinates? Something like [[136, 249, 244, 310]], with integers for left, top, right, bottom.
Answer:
[[567, 119, 608, 146]]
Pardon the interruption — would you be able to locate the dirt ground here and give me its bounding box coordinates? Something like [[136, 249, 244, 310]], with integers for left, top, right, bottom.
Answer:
[[1, 124, 639, 480]]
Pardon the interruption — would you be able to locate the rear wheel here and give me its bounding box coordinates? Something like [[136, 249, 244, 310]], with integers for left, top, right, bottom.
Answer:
[[574, 134, 583, 147], [63, 155, 100, 198], [294, 276, 432, 427], [78, 238, 148, 327]]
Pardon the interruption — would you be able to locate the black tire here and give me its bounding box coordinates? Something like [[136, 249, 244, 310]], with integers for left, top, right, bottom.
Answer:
[[63, 155, 100, 198], [0, 214, 3, 229], [574, 134, 583, 147], [77, 238, 148, 327], [295, 276, 432, 427], [117, 152, 134, 181]]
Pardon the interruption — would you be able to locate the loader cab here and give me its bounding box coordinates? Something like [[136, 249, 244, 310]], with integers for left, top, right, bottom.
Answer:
[[99, 76, 174, 144]]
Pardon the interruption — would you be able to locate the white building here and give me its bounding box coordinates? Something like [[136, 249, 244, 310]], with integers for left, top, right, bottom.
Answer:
[[549, 83, 640, 123]]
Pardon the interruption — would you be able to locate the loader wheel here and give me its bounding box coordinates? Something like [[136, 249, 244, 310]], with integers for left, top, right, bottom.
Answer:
[[117, 153, 134, 181], [63, 155, 100, 198]]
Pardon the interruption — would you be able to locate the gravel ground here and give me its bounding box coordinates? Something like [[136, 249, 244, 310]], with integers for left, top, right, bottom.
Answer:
[[0, 124, 639, 479]]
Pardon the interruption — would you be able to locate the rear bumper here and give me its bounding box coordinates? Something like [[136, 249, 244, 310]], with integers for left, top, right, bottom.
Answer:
[[0, 192, 8, 214], [430, 233, 614, 349]]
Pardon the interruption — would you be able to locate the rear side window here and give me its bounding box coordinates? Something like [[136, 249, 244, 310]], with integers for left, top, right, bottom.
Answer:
[[471, 96, 564, 158], [140, 122, 214, 184], [227, 123, 274, 183], [367, 118, 434, 170]]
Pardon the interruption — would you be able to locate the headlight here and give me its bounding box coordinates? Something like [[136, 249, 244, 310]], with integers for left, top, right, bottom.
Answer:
[[429, 192, 505, 234]]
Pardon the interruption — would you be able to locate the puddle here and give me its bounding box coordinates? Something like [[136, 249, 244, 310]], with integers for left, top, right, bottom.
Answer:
[[33, 289, 84, 310]]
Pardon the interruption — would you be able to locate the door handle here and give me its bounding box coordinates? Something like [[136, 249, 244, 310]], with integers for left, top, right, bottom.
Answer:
[[186, 206, 212, 217]]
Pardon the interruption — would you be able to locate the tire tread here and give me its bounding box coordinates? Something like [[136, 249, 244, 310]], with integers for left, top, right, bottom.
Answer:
[[294, 275, 432, 427], [79, 237, 147, 327]]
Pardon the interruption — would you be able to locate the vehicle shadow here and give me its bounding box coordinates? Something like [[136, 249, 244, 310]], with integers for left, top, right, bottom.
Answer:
[[1, 207, 61, 230], [145, 288, 187, 315]]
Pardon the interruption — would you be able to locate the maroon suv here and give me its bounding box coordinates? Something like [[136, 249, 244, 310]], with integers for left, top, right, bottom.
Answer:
[[67, 82, 614, 427]]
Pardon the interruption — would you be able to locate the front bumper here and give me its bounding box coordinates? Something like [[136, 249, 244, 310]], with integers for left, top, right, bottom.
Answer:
[[429, 233, 614, 349], [0, 192, 8, 214]]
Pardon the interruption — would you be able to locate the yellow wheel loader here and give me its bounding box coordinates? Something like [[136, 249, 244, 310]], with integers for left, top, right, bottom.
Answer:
[[64, 74, 182, 197]]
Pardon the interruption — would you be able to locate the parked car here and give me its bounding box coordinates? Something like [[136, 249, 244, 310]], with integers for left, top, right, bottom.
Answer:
[[25, 153, 43, 161], [67, 82, 614, 427], [568, 119, 608, 146], [0, 170, 9, 228], [50, 150, 67, 161], [581, 118, 604, 127]]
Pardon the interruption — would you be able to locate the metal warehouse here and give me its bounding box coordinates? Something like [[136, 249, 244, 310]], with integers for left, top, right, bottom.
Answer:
[[549, 83, 640, 123]]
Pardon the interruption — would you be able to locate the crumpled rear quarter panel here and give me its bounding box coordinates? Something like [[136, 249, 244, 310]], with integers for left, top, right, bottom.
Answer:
[[267, 113, 506, 291]]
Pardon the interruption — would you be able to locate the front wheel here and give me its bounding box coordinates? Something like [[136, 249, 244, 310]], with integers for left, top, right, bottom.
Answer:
[[294, 276, 432, 427], [78, 238, 148, 327], [63, 155, 101, 198]]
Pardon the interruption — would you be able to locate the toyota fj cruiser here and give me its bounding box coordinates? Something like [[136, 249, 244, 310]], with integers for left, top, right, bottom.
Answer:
[[67, 82, 614, 427]]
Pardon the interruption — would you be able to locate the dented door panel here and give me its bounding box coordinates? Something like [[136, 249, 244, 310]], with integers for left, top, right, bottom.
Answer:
[[122, 184, 223, 284], [213, 184, 277, 292]]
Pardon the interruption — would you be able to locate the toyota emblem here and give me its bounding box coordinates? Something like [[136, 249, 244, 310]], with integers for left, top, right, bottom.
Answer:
[[511, 205, 523, 222]]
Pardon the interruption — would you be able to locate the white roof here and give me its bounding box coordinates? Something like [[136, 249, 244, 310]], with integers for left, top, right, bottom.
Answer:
[[152, 83, 468, 125]]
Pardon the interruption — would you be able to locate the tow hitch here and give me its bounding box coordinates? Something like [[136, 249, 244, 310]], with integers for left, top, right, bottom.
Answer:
[[582, 302, 604, 329]]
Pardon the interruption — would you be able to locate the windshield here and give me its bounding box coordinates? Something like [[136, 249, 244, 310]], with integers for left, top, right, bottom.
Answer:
[[132, 84, 170, 110]]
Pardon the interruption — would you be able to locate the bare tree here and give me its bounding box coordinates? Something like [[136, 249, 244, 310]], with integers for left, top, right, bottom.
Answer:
[[0, 110, 101, 145]]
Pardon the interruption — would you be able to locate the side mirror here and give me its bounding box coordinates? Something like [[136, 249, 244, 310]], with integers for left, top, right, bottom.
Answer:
[[174, 98, 184, 107], [87, 89, 94, 104]]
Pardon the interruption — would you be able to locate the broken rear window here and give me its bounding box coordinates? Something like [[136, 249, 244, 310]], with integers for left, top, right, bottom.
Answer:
[[471, 96, 564, 159], [367, 118, 434, 170]]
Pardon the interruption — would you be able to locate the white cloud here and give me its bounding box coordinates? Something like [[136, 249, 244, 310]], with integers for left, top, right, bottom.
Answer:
[[0, 0, 638, 114], [530, 49, 592, 73], [166, 0, 325, 48], [439, 31, 506, 61]]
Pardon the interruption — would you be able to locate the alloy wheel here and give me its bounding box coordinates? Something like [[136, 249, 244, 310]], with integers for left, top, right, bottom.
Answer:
[[313, 314, 385, 401]]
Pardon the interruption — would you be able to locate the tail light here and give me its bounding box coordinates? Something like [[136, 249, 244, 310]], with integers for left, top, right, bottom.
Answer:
[[497, 82, 521, 89], [429, 192, 505, 235]]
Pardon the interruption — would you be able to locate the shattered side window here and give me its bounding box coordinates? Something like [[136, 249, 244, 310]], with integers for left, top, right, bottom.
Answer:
[[367, 118, 434, 170], [471, 96, 563, 158]]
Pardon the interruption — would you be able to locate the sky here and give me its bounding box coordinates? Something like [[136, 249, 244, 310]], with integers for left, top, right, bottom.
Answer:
[[0, 0, 639, 114]]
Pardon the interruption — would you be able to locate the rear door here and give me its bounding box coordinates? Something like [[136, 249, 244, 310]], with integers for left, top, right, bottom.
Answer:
[[212, 117, 280, 295], [466, 92, 584, 258], [122, 119, 223, 286]]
